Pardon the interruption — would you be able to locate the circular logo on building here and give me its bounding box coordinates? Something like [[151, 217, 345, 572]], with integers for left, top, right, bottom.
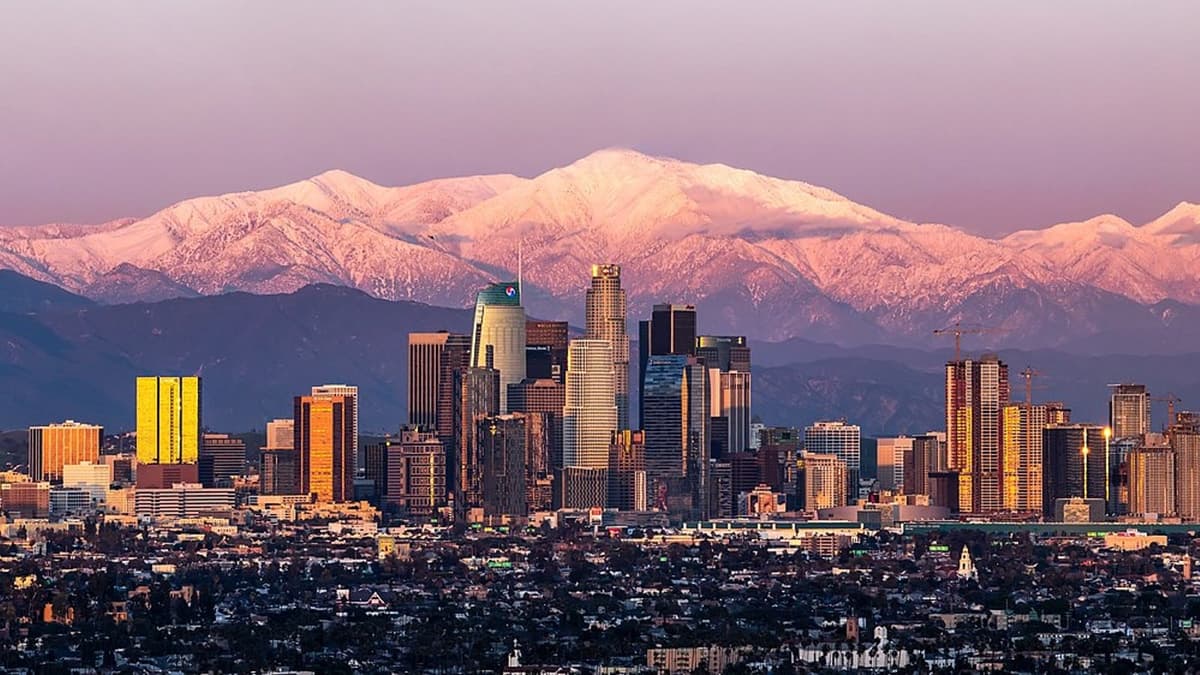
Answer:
[[505, 285, 516, 297]]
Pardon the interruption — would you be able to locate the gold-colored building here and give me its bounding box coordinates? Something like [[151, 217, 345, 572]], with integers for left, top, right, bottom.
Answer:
[[136, 376, 202, 464], [1000, 402, 1070, 512], [28, 420, 103, 481], [295, 394, 355, 503]]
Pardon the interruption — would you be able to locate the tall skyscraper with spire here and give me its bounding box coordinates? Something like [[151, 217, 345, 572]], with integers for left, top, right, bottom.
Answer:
[[585, 264, 629, 430], [945, 354, 1010, 513], [470, 282, 526, 412]]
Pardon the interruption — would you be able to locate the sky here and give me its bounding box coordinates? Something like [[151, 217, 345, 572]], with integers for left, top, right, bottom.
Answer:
[[1, 1, 1198, 236]]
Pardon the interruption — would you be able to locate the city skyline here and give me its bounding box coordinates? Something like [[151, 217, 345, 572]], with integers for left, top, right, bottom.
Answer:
[[5, 4, 1200, 671]]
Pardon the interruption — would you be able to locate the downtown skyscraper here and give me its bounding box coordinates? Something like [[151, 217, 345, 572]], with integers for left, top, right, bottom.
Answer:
[[945, 355, 1010, 513], [562, 340, 617, 471], [585, 264, 629, 431], [638, 304, 696, 428], [408, 332, 470, 429], [470, 281, 526, 412]]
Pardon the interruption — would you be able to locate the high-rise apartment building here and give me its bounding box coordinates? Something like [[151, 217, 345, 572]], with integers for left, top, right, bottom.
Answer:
[[800, 452, 847, 510], [408, 332, 469, 428], [199, 433, 246, 488], [1042, 424, 1109, 519], [1173, 431, 1200, 521], [1128, 446, 1176, 517], [945, 355, 1010, 513], [804, 421, 861, 496], [136, 376, 202, 464], [470, 282, 526, 411], [1110, 384, 1151, 441], [507, 378, 566, 470], [294, 394, 355, 503], [637, 304, 697, 427], [525, 320, 568, 383], [28, 421, 102, 482], [585, 264, 630, 431], [562, 340, 617, 471], [311, 384, 358, 470], [1000, 402, 1070, 512]]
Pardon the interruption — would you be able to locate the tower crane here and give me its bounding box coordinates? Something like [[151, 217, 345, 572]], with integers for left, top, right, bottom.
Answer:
[[1151, 393, 1182, 430], [933, 321, 1007, 362]]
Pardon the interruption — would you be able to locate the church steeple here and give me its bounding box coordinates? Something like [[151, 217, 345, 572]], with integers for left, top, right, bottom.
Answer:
[[957, 546, 978, 581]]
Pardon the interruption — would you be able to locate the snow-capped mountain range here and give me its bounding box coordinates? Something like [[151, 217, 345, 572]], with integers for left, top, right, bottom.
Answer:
[[3, 148, 1199, 349]]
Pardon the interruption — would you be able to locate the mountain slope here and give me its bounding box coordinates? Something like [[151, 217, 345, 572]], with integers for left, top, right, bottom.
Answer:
[[0, 269, 95, 313], [0, 283, 473, 433], [1, 150, 1199, 349]]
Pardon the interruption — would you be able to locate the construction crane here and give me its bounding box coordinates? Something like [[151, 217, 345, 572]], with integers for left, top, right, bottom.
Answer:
[[933, 321, 1006, 362], [1151, 393, 1182, 430]]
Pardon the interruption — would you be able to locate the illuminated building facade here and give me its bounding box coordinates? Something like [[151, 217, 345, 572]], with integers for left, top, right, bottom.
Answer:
[[28, 420, 102, 482], [136, 376, 202, 464], [945, 355, 1009, 513], [295, 394, 355, 503], [470, 281, 526, 411]]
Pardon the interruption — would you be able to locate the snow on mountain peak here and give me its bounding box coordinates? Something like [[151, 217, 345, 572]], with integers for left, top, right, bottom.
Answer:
[[2, 149, 1200, 344]]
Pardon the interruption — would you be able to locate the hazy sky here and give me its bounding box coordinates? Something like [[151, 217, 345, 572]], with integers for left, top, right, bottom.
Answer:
[[2, 1, 1197, 235]]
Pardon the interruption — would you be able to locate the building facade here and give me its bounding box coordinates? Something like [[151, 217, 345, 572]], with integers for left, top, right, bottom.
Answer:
[[408, 332, 464, 428], [1000, 402, 1070, 512], [1042, 424, 1108, 519], [637, 304, 696, 427], [1110, 384, 1151, 441], [28, 420, 102, 482], [804, 421, 861, 497], [562, 340, 618, 471], [585, 264, 630, 431], [136, 376, 202, 465], [199, 433, 246, 488], [945, 355, 1010, 513], [385, 426, 446, 516], [800, 453, 847, 511], [295, 394, 355, 503], [470, 281, 526, 411], [608, 429, 647, 511], [1128, 446, 1176, 517]]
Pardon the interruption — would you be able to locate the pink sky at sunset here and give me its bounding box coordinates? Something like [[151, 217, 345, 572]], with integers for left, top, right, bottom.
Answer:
[[1, 1, 1197, 236]]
